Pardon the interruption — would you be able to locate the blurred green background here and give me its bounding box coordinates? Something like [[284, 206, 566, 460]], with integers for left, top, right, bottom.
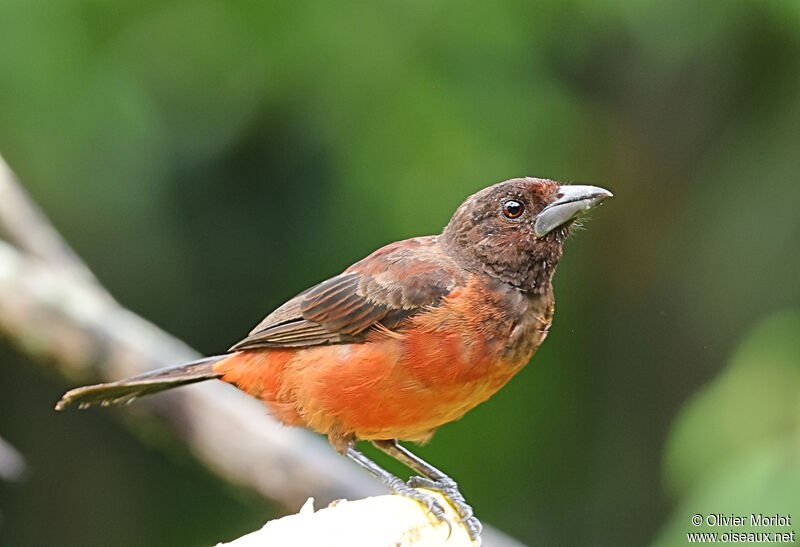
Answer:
[[1, 1, 799, 545]]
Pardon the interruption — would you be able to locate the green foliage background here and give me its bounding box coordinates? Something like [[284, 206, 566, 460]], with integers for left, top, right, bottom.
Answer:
[[0, 1, 798, 545]]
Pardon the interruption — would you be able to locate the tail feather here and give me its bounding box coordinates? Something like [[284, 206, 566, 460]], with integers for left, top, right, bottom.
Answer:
[[55, 355, 226, 411]]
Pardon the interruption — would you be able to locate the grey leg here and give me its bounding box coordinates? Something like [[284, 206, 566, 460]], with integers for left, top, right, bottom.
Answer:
[[344, 442, 452, 535], [372, 439, 483, 543]]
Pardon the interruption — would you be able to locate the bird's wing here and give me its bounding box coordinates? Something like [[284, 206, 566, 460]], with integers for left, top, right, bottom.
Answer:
[[229, 237, 465, 350]]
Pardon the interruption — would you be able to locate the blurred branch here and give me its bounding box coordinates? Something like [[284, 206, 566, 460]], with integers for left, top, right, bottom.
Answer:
[[0, 434, 26, 482], [0, 155, 522, 547], [0, 155, 99, 285], [217, 493, 474, 547]]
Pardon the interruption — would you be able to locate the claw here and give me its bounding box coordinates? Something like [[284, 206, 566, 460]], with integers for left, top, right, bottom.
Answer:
[[363, 440, 483, 544], [406, 475, 482, 544], [387, 476, 453, 532]]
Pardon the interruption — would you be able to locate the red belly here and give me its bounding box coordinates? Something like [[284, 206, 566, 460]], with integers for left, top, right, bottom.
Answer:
[[215, 326, 527, 442]]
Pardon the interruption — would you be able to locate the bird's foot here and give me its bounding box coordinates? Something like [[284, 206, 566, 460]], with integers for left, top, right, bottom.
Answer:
[[407, 475, 483, 544], [387, 477, 453, 535]]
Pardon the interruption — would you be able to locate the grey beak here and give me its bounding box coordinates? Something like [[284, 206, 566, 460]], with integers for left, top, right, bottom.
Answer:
[[534, 184, 613, 237]]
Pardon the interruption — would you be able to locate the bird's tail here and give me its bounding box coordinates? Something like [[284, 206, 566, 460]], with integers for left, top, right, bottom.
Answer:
[[55, 355, 227, 411]]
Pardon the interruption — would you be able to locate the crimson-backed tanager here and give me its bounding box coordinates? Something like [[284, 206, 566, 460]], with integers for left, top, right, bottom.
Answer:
[[57, 177, 612, 543]]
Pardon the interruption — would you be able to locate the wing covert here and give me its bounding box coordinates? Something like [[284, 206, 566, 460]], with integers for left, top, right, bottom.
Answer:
[[229, 236, 463, 351]]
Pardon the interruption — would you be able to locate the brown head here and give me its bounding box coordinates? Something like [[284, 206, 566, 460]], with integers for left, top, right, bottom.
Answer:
[[440, 177, 612, 293]]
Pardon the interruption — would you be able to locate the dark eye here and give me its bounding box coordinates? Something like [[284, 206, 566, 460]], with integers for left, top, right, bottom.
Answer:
[[502, 199, 524, 219]]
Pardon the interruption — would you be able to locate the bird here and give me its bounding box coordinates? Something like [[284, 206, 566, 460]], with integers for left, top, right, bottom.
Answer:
[[56, 177, 612, 544]]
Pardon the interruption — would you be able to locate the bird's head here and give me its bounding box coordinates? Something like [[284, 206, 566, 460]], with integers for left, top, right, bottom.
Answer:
[[441, 177, 612, 293]]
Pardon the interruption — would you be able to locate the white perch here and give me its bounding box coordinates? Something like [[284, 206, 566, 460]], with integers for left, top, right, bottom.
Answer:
[[218, 491, 476, 547]]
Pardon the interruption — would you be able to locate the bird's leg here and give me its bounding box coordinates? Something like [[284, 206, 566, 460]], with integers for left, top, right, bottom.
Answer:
[[344, 442, 453, 534], [373, 439, 482, 542]]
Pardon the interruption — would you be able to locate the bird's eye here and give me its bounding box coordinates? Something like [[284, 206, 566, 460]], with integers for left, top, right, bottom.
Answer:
[[502, 200, 524, 219]]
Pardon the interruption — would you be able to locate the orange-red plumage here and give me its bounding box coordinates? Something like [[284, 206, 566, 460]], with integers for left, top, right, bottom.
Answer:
[[215, 274, 554, 449]]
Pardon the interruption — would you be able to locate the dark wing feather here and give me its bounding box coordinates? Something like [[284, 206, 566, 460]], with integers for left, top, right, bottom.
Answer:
[[229, 236, 463, 351]]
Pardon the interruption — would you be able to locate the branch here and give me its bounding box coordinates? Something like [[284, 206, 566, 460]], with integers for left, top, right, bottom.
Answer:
[[0, 155, 523, 547]]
